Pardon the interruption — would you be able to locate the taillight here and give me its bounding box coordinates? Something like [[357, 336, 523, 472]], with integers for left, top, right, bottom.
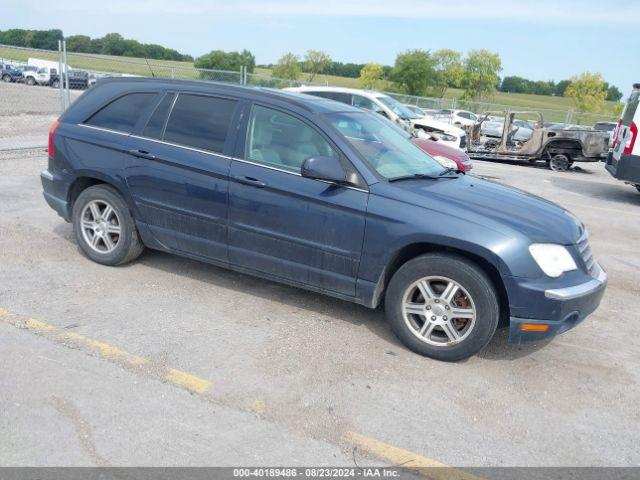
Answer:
[[624, 121, 638, 155], [612, 120, 622, 148], [48, 119, 60, 159]]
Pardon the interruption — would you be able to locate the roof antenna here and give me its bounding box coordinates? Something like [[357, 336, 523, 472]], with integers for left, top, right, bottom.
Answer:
[[144, 58, 155, 78]]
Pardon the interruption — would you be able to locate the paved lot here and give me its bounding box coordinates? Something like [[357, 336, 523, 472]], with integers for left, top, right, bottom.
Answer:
[[1, 147, 639, 469]]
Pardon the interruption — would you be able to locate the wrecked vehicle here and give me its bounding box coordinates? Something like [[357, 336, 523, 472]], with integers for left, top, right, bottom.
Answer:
[[468, 111, 609, 171]]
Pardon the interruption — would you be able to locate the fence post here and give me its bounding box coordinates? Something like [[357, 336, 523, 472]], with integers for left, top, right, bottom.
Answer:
[[565, 110, 573, 124], [62, 40, 71, 107], [57, 40, 66, 112]]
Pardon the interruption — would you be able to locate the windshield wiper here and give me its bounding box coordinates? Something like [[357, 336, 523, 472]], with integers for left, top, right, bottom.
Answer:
[[388, 173, 458, 182], [438, 167, 463, 176]]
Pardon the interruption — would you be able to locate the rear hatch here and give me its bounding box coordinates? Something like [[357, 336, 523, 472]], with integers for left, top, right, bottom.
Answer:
[[612, 85, 639, 161]]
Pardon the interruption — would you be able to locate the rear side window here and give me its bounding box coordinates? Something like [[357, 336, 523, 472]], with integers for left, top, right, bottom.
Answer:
[[163, 94, 237, 153], [85, 92, 156, 133], [142, 93, 175, 139]]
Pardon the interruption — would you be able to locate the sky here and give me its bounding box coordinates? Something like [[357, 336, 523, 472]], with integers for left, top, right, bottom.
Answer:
[[2, 0, 640, 91]]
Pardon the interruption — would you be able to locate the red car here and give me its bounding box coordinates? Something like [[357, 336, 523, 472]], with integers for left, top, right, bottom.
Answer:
[[412, 137, 473, 173]]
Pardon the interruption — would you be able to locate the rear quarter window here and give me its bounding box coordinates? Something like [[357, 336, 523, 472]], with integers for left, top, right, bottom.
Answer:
[[85, 92, 156, 133]]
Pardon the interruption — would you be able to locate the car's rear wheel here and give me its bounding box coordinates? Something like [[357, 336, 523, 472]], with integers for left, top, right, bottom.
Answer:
[[385, 253, 499, 361], [549, 153, 572, 172], [72, 185, 144, 266]]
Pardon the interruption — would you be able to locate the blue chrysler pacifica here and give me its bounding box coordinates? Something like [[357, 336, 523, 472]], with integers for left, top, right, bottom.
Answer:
[[41, 78, 607, 361]]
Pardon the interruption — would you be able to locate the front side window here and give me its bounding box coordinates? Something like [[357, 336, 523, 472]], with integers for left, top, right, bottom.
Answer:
[[376, 96, 422, 120], [327, 111, 444, 180], [163, 94, 237, 153], [352, 95, 376, 111], [85, 92, 156, 133], [246, 105, 338, 173]]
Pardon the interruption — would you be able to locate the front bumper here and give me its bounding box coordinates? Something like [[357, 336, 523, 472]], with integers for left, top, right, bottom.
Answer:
[[508, 264, 607, 344]]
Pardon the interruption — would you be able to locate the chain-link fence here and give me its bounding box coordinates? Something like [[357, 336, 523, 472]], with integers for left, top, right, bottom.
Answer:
[[0, 41, 621, 151]]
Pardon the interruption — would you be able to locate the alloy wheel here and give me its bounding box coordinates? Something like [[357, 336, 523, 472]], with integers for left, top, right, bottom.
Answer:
[[401, 276, 476, 346], [80, 200, 122, 254]]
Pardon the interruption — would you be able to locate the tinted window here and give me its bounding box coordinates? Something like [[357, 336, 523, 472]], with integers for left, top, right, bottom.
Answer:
[[85, 92, 156, 133], [163, 94, 237, 153], [142, 93, 175, 139], [246, 105, 338, 173]]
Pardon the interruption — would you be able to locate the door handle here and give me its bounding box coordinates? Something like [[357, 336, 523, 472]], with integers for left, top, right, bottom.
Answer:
[[128, 149, 156, 160], [233, 175, 266, 188]]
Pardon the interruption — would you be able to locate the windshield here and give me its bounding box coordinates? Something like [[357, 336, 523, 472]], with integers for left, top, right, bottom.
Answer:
[[327, 111, 445, 179], [376, 96, 422, 120]]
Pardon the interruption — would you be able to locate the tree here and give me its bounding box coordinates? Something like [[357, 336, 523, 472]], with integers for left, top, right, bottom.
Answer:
[[555, 79, 571, 96], [461, 50, 502, 100], [66, 35, 92, 53], [272, 52, 301, 80], [564, 72, 607, 113], [303, 50, 332, 83], [605, 84, 623, 102], [391, 49, 437, 96], [359, 63, 384, 89], [432, 49, 463, 96], [195, 49, 256, 73]]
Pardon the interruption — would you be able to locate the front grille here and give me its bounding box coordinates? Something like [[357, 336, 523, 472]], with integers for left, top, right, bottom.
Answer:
[[459, 134, 467, 149], [577, 231, 598, 277]]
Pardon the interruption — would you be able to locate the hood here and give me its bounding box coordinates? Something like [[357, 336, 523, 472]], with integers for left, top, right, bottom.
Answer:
[[374, 175, 582, 245], [411, 118, 465, 136], [412, 138, 470, 162]]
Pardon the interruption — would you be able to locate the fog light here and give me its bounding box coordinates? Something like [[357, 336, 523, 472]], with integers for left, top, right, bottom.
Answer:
[[521, 324, 550, 332]]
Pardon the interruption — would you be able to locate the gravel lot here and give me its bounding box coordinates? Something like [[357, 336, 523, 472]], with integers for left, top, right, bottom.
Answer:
[[1, 82, 640, 470], [0, 82, 80, 150]]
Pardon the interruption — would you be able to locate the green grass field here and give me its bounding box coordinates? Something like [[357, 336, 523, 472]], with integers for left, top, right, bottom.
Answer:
[[0, 46, 620, 123]]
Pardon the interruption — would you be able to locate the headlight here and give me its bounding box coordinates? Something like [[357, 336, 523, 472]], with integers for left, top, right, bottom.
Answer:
[[529, 244, 577, 278], [432, 155, 458, 169], [440, 133, 457, 142]]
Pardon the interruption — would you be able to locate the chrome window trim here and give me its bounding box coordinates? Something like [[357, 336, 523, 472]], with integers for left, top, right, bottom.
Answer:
[[78, 124, 368, 193]]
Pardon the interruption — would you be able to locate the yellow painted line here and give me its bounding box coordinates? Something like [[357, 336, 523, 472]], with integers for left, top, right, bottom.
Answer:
[[343, 431, 482, 480], [165, 367, 211, 394], [1, 308, 211, 395]]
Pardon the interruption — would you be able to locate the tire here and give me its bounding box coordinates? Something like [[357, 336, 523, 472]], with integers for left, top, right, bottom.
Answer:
[[2, 74, 12, 83], [384, 253, 499, 361], [549, 153, 571, 172], [25, 76, 35, 86], [72, 185, 144, 266]]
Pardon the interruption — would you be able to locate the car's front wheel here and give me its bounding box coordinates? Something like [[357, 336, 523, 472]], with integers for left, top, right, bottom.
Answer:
[[72, 185, 144, 266], [385, 253, 499, 361]]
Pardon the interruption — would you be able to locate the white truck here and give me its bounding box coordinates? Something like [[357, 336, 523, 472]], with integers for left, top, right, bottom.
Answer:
[[606, 83, 640, 193]]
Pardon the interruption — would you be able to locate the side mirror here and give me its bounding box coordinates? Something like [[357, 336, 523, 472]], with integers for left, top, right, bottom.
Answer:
[[301, 156, 347, 184]]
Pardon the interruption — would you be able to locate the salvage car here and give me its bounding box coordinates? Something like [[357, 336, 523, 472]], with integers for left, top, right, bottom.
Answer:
[[287, 86, 467, 150], [468, 110, 609, 171], [41, 78, 607, 361], [605, 83, 640, 193], [1, 63, 24, 83]]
